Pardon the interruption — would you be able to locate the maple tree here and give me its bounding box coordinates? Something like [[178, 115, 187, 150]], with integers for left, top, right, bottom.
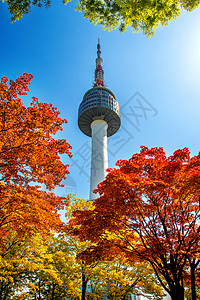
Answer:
[[0, 196, 164, 300], [2, 0, 200, 36], [66, 195, 163, 300], [0, 72, 72, 250], [70, 147, 200, 300]]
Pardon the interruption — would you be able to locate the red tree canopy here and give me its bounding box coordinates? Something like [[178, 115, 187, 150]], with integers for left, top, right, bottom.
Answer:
[[70, 147, 200, 300], [0, 73, 72, 249]]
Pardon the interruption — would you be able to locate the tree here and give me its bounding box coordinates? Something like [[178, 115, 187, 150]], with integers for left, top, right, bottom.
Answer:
[[0, 194, 163, 300], [2, 0, 200, 36], [67, 195, 164, 300], [0, 232, 163, 300], [24, 235, 81, 300], [0, 72, 72, 250], [0, 231, 81, 300], [70, 147, 200, 300], [87, 260, 164, 300], [65, 195, 102, 300], [184, 259, 200, 300]]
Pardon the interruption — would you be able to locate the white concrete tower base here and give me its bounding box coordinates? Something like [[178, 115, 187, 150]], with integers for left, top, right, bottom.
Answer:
[[90, 120, 108, 200]]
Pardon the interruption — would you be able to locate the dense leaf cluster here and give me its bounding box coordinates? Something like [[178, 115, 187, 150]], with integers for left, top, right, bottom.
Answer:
[[70, 147, 200, 300], [0, 197, 164, 300], [2, 0, 200, 36], [0, 73, 72, 249]]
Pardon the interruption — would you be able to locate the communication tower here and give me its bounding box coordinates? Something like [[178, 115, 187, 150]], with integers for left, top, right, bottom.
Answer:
[[78, 40, 121, 199]]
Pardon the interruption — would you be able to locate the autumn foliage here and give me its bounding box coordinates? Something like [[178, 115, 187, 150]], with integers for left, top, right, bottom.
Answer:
[[0, 73, 72, 249], [70, 147, 200, 300]]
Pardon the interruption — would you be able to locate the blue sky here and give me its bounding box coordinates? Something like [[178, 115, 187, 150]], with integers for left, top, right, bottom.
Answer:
[[1, 1, 200, 201]]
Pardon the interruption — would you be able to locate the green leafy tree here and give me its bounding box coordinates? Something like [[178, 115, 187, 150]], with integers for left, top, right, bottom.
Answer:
[[2, 0, 200, 36]]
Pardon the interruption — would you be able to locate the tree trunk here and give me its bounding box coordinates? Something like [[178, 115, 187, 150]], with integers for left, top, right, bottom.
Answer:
[[38, 279, 41, 300], [51, 282, 55, 300], [190, 260, 197, 300], [0, 281, 10, 300], [81, 273, 88, 300], [0, 281, 4, 300], [170, 285, 184, 300]]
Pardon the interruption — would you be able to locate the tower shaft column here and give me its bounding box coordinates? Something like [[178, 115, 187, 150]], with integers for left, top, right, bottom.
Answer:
[[90, 120, 108, 200]]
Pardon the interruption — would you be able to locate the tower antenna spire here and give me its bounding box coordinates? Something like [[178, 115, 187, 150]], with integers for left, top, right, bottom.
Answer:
[[94, 39, 104, 87]]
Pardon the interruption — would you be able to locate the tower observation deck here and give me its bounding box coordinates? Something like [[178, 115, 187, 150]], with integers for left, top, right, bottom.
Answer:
[[78, 40, 121, 199]]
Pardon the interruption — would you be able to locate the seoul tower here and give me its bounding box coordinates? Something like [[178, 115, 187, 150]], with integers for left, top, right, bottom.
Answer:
[[78, 40, 121, 200]]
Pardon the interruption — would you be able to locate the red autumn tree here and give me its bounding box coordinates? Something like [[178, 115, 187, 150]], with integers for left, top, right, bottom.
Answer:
[[0, 73, 72, 250], [70, 147, 200, 300]]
